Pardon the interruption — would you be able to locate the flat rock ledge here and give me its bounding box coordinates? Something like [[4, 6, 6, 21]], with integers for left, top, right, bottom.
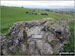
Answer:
[[0, 18, 70, 55]]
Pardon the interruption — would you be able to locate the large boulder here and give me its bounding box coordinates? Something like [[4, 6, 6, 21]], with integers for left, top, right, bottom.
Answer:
[[0, 18, 70, 55]]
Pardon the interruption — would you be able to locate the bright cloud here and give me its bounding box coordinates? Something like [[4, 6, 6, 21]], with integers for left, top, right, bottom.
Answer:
[[1, 1, 74, 8]]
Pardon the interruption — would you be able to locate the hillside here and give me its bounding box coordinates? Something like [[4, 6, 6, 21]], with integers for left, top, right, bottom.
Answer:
[[1, 6, 74, 33], [1, 6, 74, 52]]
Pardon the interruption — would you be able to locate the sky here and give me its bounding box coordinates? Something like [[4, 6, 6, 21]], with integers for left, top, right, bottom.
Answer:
[[1, 1, 74, 9]]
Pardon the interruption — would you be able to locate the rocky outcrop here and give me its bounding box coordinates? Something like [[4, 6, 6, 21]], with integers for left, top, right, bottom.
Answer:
[[0, 18, 70, 55]]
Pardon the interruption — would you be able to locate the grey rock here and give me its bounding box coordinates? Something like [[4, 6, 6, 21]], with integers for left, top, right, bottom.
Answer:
[[1, 18, 70, 55]]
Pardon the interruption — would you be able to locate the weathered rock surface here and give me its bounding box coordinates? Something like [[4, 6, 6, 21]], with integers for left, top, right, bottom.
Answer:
[[0, 18, 70, 55]]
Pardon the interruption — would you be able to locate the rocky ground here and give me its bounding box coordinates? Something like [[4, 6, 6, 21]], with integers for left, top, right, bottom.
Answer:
[[0, 18, 72, 55]]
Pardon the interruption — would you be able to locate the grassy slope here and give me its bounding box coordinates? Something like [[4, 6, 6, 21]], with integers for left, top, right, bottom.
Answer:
[[1, 6, 74, 52]]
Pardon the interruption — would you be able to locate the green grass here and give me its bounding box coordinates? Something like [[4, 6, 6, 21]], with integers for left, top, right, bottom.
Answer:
[[64, 22, 74, 52], [1, 6, 74, 33], [1, 6, 74, 52]]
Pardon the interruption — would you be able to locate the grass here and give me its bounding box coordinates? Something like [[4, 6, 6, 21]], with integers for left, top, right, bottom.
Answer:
[[1, 6, 75, 52], [64, 22, 74, 52]]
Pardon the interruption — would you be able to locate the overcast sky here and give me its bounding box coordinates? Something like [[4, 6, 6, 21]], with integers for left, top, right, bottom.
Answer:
[[1, 1, 74, 9]]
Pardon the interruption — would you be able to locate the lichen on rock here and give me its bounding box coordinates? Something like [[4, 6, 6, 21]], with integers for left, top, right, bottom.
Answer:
[[0, 18, 70, 55]]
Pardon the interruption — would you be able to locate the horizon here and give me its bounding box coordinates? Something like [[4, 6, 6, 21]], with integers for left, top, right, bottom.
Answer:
[[1, 1, 74, 9]]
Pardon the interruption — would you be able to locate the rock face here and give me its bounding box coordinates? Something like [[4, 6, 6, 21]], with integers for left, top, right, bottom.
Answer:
[[0, 18, 70, 55]]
